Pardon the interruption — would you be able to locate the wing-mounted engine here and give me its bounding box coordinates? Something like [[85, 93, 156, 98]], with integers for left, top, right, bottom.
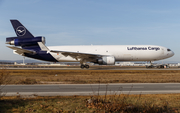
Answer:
[[6, 36, 45, 47], [97, 56, 115, 65]]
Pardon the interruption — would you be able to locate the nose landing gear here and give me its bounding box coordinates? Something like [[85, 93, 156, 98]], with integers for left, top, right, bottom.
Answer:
[[80, 64, 89, 69]]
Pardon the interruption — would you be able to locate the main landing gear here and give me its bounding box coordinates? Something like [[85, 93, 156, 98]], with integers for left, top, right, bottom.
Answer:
[[80, 64, 89, 69]]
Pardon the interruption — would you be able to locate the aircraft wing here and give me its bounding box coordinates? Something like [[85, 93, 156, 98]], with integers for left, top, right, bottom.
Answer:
[[38, 42, 106, 61], [7, 46, 36, 55], [50, 50, 103, 60]]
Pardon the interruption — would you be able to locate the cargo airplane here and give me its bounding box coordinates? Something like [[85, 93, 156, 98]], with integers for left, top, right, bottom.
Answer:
[[6, 20, 174, 69]]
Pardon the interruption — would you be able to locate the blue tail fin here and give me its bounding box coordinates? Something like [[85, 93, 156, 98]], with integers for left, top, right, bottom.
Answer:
[[10, 20, 34, 38], [6, 20, 58, 62], [6, 20, 45, 51]]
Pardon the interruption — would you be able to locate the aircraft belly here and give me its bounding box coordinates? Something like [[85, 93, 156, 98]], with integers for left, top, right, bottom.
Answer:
[[114, 51, 163, 61], [24, 51, 58, 62], [50, 52, 78, 62], [57, 57, 78, 62], [135, 51, 161, 61]]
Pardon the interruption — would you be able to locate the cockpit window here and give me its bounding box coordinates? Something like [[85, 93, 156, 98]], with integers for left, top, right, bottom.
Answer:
[[167, 49, 171, 51]]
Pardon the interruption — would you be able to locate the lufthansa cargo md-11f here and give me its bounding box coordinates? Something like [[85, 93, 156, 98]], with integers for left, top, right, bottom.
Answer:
[[6, 20, 174, 69]]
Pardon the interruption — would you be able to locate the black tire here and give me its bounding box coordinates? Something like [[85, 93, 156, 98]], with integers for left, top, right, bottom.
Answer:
[[85, 65, 89, 69], [80, 65, 85, 69]]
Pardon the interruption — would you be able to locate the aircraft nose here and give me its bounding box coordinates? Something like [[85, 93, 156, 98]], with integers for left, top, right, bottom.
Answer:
[[171, 51, 175, 57], [168, 50, 174, 57], [166, 48, 174, 57]]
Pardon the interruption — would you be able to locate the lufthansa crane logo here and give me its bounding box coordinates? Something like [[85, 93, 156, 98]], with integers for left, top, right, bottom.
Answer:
[[16, 26, 26, 36]]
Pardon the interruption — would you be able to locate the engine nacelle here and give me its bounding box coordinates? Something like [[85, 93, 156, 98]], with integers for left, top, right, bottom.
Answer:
[[98, 56, 115, 65], [6, 36, 45, 47]]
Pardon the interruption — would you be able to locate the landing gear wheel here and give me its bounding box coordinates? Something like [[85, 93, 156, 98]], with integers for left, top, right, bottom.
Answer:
[[80, 64, 90, 69], [80, 65, 85, 69], [85, 65, 89, 69]]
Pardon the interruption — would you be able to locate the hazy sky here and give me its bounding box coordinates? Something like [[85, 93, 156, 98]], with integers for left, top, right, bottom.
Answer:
[[0, 0, 180, 62]]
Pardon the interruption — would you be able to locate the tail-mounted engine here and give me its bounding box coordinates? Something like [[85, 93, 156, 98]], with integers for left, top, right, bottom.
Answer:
[[6, 36, 45, 47]]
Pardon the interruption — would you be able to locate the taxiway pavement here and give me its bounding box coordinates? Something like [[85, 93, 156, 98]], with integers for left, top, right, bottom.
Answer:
[[1, 83, 180, 96], [5, 67, 180, 70]]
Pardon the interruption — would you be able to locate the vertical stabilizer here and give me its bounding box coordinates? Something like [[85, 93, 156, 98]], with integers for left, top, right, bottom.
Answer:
[[10, 20, 34, 38]]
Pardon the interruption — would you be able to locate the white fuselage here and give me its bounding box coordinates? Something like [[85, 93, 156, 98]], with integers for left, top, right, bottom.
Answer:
[[48, 45, 174, 62]]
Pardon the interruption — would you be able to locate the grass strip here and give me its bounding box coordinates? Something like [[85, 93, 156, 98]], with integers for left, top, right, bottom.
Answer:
[[2, 69, 180, 84], [0, 94, 180, 112]]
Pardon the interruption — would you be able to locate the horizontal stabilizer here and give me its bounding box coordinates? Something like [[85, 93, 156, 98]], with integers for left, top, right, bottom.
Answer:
[[7, 46, 36, 55]]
